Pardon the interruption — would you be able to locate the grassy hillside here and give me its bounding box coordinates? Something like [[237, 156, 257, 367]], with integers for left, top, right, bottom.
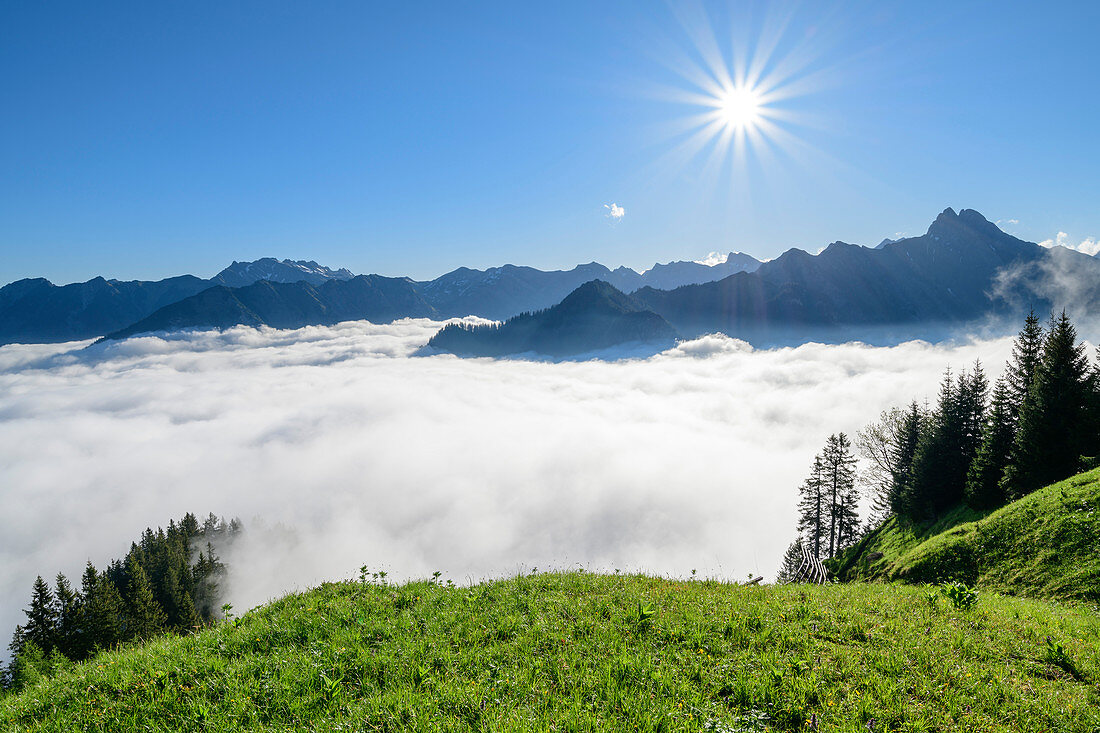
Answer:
[[3, 572, 1100, 731], [835, 468, 1100, 602]]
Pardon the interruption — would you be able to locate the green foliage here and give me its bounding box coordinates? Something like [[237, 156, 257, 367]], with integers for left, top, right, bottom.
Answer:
[[1044, 637, 1086, 682], [940, 582, 979, 611], [965, 378, 1016, 509], [842, 468, 1100, 603], [2, 574, 1099, 732], [5, 512, 241, 693], [797, 433, 859, 561], [902, 363, 989, 517], [1003, 311, 1093, 497]]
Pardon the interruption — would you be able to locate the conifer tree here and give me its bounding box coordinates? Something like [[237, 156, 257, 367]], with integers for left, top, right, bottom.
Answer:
[[820, 433, 859, 557], [889, 402, 926, 514], [123, 553, 166, 641], [82, 574, 125, 654], [1006, 310, 1044, 413], [1003, 311, 1091, 496], [797, 456, 827, 560], [776, 541, 805, 583], [52, 574, 80, 660], [965, 378, 1015, 508], [902, 366, 987, 518], [12, 576, 57, 660]]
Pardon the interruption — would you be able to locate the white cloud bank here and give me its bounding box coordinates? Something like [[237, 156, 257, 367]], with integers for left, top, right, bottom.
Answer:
[[0, 321, 1016, 648], [1039, 231, 1100, 257]]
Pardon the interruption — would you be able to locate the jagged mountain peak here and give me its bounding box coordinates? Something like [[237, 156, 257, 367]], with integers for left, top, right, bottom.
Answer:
[[213, 258, 355, 289], [926, 207, 1003, 242]]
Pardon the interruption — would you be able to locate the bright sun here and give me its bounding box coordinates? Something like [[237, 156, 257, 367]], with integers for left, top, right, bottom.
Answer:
[[716, 87, 762, 130]]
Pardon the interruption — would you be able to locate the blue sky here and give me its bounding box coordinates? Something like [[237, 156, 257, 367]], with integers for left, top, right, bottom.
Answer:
[[1, 1, 1098, 285]]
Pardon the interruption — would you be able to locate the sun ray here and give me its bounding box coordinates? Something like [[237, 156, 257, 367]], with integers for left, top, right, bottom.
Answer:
[[647, 0, 827, 188]]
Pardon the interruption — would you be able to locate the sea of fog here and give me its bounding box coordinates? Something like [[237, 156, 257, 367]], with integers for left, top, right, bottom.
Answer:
[[0, 319, 1018, 648]]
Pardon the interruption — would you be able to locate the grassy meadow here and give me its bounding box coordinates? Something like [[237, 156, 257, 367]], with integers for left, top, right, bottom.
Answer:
[[2, 571, 1099, 732]]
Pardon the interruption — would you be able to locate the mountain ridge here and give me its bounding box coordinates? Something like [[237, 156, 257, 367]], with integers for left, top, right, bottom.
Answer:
[[0, 254, 759, 345], [426, 280, 678, 357], [5, 208, 1096, 347]]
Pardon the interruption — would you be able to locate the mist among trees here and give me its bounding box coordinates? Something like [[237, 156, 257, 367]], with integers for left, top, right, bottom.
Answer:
[[782, 310, 1100, 579], [2, 513, 240, 692]]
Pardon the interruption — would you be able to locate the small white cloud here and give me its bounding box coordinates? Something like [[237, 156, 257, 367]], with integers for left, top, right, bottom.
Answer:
[[1038, 231, 1100, 256], [603, 203, 625, 222], [995, 219, 1020, 227], [695, 251, 728, 266]]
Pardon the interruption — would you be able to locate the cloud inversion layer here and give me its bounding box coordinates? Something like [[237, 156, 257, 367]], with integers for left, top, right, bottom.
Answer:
[[0, 321, 1015, 646]]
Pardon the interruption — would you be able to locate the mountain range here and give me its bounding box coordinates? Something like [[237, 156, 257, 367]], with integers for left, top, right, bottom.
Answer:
[[431, 208, 1100, 355], [0, 254, 758, 345], [2, 208, 1096, 354]]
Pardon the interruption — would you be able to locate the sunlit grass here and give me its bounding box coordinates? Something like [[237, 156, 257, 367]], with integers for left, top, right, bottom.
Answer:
[[3, 572, 1099, 731], [836, 468, 1100, 604]]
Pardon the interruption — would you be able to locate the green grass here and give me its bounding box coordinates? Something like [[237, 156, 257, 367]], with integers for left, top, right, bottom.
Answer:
[[835, 468, 1100, 602], [831, 505, 988, 583], [3, 572, 1100, 731]]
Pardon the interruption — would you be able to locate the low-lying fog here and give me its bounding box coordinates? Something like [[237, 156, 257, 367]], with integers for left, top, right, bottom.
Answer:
[[0, 320, 1017, 645]]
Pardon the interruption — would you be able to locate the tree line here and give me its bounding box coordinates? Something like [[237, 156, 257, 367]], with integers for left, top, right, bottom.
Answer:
[[2, 513, 241, 692], [780, 311, 1099, 580]]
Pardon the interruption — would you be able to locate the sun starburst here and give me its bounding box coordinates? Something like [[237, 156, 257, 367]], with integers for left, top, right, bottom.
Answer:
[[643, 2, 831, 188]]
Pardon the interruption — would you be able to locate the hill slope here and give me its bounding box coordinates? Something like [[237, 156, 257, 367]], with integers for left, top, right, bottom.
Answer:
[[2, 573, 1098, 731], [103, 275, 439, 340], [428, 280, 678, 357], [835, 468, 1100, 601]]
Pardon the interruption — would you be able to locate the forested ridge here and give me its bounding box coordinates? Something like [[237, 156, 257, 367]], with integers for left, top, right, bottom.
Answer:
[[1, 513, 240, 692], [781, 310, 1100, 581]]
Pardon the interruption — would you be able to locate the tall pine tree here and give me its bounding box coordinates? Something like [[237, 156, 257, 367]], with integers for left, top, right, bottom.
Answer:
[[10, 576, 57, 661], [1002, 311, 1091, 496], [1006, 310, 1044, 414], [123, 553, 167, 641], [797, 435, 859, 559], [797, 456, 827, 560], [902, 365, 988, 518], [52, 574, 80, 660], [965, 378, 1015, 508]]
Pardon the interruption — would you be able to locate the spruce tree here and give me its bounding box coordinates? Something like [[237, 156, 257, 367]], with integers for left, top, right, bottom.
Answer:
[[903, 366, 987, 518], [889, 402, 925, 514], [123, 553, 167, 641], [776, 541, 805, 583], [1003, 311, 1091, 496], [13, 576, 57, 660], [797, 456, 827, 560], [1006, 310, 1045, 414], [820, 433, 858, 557], [82, 574, 125, 653], [965, 378, 1015, 508], [52, 574, 80, 660]]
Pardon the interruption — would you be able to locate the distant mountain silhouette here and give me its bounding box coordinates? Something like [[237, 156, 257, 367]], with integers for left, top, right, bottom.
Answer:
[[212, 258, 355, 288], [103, 276, 438, 341], [427, 280, 678, 357], [633, 208, 1092, 344], [7, 209, 1098, 347], [629, 252, 762, 291], [0, 275, 211, 344], [416, 255, 759, 319], [2, 255, 757, 344], [0, 257, 356, 345]]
